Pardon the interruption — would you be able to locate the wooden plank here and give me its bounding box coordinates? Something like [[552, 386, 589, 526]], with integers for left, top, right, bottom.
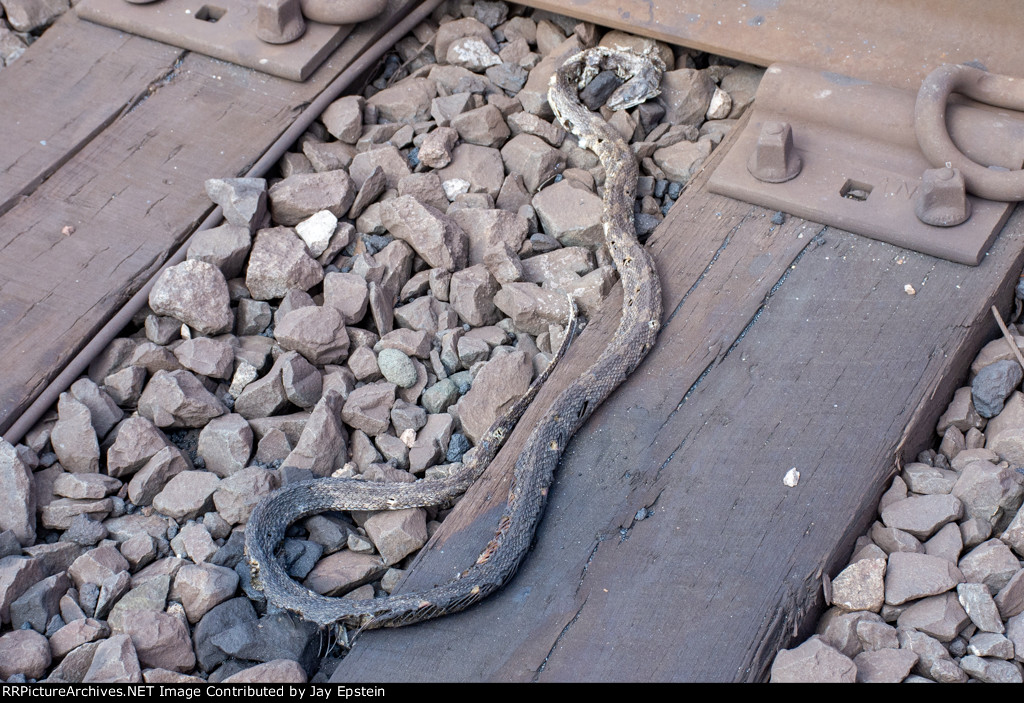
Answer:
[[332, 116, 809, 680], [0, 12, 183, 216], [516, 0, 1024, 91], [535, 224, 1024, 682], [0, 0, 418, 434], [333, 120, 1024, 680]]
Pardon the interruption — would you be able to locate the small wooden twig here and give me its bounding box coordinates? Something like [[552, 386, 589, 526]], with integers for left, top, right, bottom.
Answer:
[[991, 304, 1024, 370], [385, 32, 437, 87]]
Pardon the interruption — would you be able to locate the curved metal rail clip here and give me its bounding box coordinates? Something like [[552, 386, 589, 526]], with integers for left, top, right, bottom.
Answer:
[[709, 63, 1024, 265]]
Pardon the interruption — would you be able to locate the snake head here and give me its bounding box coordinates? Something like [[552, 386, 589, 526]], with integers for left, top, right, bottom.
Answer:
[[606, 51, 665, 111]]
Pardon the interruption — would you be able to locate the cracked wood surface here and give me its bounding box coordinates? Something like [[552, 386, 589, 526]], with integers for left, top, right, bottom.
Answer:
[[333, 116, 1024, 681], [0, 2, 415, 434], [0, 12, 183, 218]]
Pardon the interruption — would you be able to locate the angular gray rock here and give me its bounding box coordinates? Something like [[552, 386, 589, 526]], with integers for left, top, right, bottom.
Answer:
[[450, 264, 501, 327], [303, 551, 386, 596], [493, 282, 573, 335], [652, 137, 714, 184], [83, 633, 143, 683], [187, 223, 252, 279], [885, 551, 964, 605], [69, 377, 123, 439], [222, 658, 307, 683], [896, 592, 970, 641], [170, 563, 240, 623], [972, 359, 1023, 417], [124, 448, 191, 509], [342, 382, 397, 436], [268, 170, 356, 225], [937, 386, 985, 434], [380, 196, 469, 272], [898, 627, 967, 682], [205, 178, 267, 231], [245, 227, 324, 300], [363, 508, 428, 566], [117, 608, 196, 672], [275, 305, 350, 366], [152, 471, 222, 521], [958, 538, 1021, 592], [323, 272, 369, 325], [456, 350, 532, 444], [51, 392, 100, 473], [106, 416, 172, 478], [138, 370, 227, 429], [149, 260, 234, 335], [173, 337, 235, 380], [283, 394, 347, 477], [366, 77, 436, 123], [959, 654, 1023, 683], [197, 414, 253, 478], [853, 648, 919, 683], [958, 582, 1006, 633], [0, 440, 35, 546], [322, 95, 364, 144], [532, 179, 603, 248], [984, 391, 1024, 465], [830, 557, 885, 613], [501, 133, 564, 193], [211, 466, 277, 525], [880, 494, 964, 540], [770, 635, 857, 683], [951, 458, 1024, 529]]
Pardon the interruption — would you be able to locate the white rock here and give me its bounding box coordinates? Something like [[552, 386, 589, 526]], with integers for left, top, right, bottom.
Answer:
[[295, 210, 338, 258]]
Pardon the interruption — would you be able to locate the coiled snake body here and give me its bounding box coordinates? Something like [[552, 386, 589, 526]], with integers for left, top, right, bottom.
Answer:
[[244, 47, 664, 630]]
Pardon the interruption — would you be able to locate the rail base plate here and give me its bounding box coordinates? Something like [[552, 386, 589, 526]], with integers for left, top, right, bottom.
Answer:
[[77, 0, 351, 81], [710, 65, 1024, 266]]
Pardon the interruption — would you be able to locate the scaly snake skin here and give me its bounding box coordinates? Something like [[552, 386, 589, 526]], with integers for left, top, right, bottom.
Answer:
[[244, 47, 664, 630]]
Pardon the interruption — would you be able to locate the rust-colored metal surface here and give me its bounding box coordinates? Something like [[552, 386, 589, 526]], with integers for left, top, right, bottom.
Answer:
[[518, 0, 1024, 92], [916, 64, 1024, 201], [709, 64, 1024, 265], [76, 0, 350, 81]]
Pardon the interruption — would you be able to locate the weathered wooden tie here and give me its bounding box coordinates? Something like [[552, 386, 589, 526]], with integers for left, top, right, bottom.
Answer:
[[332, 117, 1024, 682]]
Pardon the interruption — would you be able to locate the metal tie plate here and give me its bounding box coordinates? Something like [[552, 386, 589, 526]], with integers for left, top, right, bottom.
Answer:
[[77, 0, 351, 81], [710, 64, 1024, 265]]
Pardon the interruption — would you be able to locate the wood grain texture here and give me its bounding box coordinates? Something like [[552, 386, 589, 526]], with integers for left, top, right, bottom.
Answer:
[[0, 0, 418, 433], [333, 117, 1024, 680], [0, 12, 183, 216]]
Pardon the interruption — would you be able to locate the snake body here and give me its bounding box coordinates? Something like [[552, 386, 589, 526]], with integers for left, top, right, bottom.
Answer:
[[244, 47, 664, 630]]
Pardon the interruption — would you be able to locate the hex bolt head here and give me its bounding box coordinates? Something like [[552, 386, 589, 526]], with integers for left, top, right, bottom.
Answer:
[[747, 121, 802, 183], [256, 0, 306, 45], [916, 166, 971, 227]]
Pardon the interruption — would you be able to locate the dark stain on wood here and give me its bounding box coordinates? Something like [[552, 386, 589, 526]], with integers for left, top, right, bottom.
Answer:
[[333, 113, 1024, 681]]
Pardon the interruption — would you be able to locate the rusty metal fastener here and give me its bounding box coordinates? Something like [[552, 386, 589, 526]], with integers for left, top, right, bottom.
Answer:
[[915, 64, 1024, 201], [747, 121, 802, 183], [916, 166, 971, 226], [256, 0, 305, 44]]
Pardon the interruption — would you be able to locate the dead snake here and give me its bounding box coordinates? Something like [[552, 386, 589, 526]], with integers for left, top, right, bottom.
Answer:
[[244, 47, 664, 630]]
